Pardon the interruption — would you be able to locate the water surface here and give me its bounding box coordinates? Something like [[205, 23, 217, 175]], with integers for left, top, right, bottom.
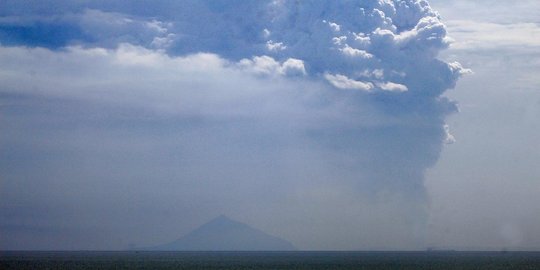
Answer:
[[2, 251, 540, 269]]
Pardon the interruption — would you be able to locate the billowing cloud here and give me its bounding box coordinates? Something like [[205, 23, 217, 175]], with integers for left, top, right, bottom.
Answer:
[[0, 0, 467, 250], [324, 73, 374, 91], [238, 55, 306, 77]]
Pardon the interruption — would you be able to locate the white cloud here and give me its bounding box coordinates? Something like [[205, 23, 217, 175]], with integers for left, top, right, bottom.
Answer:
[[443, 124, 455, 144], [447, 61, 473, 76], [446, 20, 540, 50], [145, 19, 170, 34], [323, 20, 341, 32], [324, 73, 374, 91], [78, 9, 175, 49], [150, 33, 176, 50], [262, 28, 271, 39], [340, 45, 373, 59], [376, 82, 408, 92], [281, 58, 307, 76], [429, 0, 540, 25], [237, 55, 305, 77], [266, 40, 287, 52]]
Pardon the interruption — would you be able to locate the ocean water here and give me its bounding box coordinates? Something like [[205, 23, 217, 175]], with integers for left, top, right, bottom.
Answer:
[[1, 251, 540, 269]]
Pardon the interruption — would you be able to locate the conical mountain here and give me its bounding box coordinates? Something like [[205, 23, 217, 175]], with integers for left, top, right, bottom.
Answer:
[[151, 215, 296, 251]]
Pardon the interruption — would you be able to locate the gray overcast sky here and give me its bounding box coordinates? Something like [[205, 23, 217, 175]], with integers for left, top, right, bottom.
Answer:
[[427, 0, 540, 250], [0, 0, 539, 251]]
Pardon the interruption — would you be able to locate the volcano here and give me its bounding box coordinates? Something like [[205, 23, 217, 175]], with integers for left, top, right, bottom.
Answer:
[[150, 215, 296, 251]]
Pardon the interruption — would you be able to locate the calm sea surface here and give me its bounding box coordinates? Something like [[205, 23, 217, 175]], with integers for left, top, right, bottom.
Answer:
[[1, 251, 540, 269]]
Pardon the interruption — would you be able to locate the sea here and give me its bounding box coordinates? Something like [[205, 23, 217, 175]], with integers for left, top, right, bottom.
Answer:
[[1, 251, 540, 269]]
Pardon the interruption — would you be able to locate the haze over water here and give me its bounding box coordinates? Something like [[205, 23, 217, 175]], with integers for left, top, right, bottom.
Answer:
[[1, 0, 539, 253]]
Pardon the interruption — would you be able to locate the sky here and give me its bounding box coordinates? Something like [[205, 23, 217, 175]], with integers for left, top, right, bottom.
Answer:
[[426, 0, 540, 250], [0, 0, 539, 251]]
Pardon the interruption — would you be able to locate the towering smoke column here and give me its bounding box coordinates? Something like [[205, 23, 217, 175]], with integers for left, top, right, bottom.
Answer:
[[172, 0, 466, 200], [165, 0, 469, 248], [0, 0, 468, 249]]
